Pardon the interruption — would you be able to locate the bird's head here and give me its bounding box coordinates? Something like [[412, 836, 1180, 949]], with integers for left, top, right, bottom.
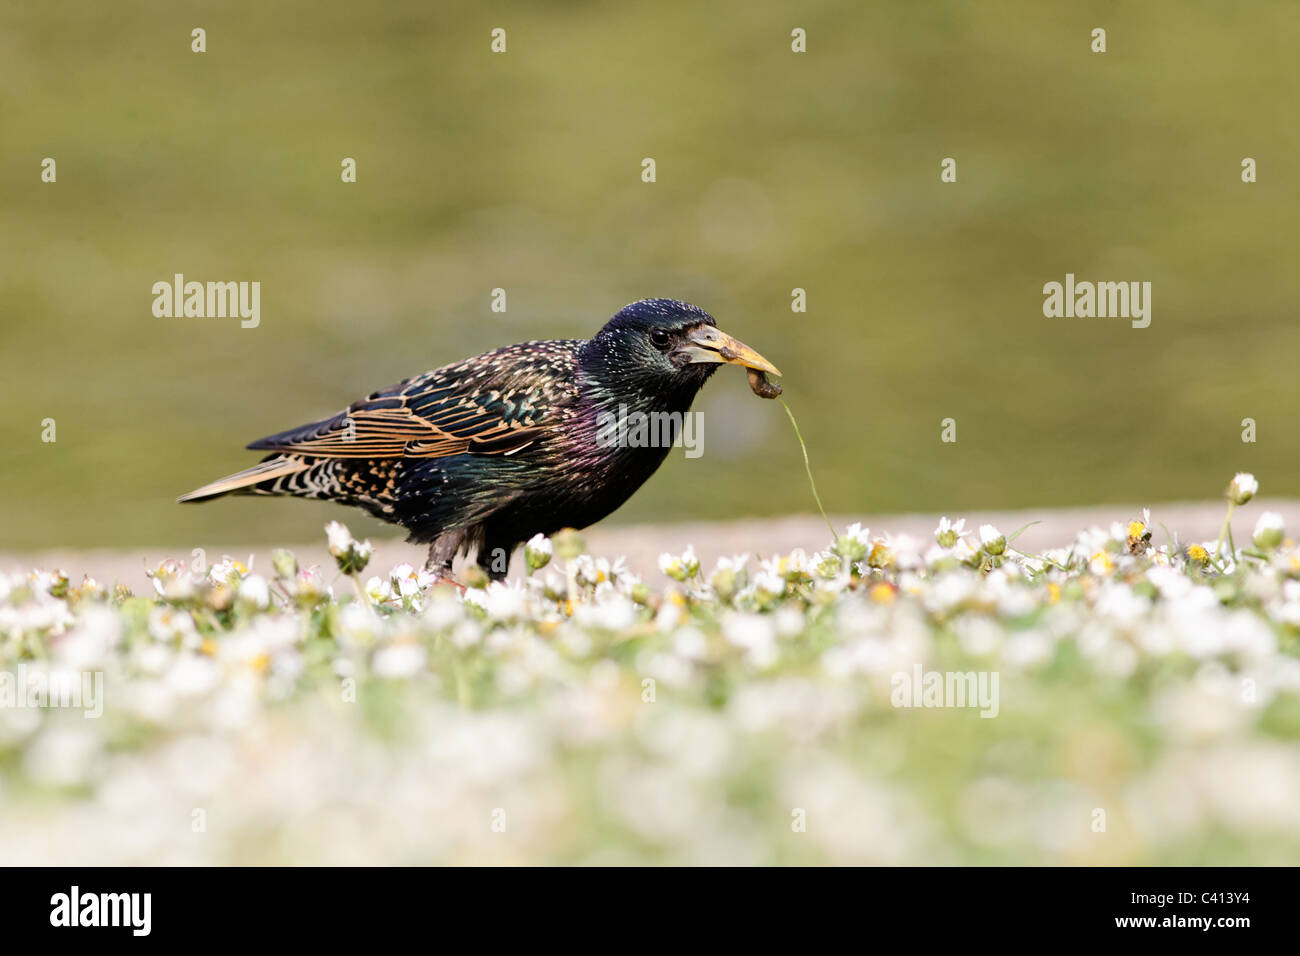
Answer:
[[581, 299, 781, 403]]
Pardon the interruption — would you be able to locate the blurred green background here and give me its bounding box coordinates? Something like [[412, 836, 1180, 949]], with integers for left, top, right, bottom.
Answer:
[[3, 0, 1298, 549]]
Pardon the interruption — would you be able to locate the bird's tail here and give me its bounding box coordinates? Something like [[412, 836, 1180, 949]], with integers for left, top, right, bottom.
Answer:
[[177, 456, 311, 503]]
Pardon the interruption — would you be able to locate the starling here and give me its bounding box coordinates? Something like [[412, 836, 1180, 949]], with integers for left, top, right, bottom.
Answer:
[[179, 299, 781, 579]]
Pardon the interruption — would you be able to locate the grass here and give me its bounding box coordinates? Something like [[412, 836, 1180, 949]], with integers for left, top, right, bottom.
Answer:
[[1, 475, 1299, 864]]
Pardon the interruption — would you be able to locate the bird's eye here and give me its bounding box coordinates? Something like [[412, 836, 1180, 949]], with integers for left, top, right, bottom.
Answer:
[[649, 329, 671, 349]]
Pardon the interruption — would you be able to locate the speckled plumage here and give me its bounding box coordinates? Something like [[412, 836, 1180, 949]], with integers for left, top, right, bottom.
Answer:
[[180, 299, 777, 578]]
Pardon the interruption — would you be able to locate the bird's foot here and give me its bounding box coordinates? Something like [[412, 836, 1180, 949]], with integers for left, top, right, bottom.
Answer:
[[428, 574, 466, 594], [423, 561, 467, 593]]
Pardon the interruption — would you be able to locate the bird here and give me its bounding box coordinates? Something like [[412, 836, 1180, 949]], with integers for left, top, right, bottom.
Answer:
[[179, 299, 781, 580]]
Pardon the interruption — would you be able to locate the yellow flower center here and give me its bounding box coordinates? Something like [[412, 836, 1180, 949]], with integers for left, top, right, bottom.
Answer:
[[868, 582, 896, 603]]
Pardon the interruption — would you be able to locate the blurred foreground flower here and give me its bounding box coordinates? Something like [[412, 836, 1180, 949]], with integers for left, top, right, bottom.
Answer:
[[326, 521, 373, 576], [935, 517, 967, 548], [1228, 472, 1258, 506], [524, 534, 553, 573], [1254, 512, 1285, 550], [2, 478, 1298, 866], [978, 524, 1006, 556], [659, 546, 700, 582]]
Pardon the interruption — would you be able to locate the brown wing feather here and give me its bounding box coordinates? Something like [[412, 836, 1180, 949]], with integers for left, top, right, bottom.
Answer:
[[244, 343, 577, 460], [256, 407, 544, 459]]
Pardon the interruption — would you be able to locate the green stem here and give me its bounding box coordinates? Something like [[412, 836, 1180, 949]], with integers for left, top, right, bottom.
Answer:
[[779, 398, 838, 542], [453, 656, 471, 708], [348, 572, 370, 608], [1214, 501, 1235, 564]]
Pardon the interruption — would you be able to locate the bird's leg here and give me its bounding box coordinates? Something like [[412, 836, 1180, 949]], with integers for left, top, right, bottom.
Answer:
[[424, 530, 463, 572], [424, 533, 466, 591], [424, 543, 443, 572]]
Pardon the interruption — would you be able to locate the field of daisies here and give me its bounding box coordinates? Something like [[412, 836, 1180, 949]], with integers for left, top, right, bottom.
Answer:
[[2, 472, 1299, 865]]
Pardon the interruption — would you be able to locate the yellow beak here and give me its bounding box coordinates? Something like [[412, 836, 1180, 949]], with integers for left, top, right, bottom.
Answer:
[[679, 325, 782, 376]]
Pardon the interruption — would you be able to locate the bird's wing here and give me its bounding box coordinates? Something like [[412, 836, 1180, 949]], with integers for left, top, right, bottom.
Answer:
[[245, 342, 578, 460]]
